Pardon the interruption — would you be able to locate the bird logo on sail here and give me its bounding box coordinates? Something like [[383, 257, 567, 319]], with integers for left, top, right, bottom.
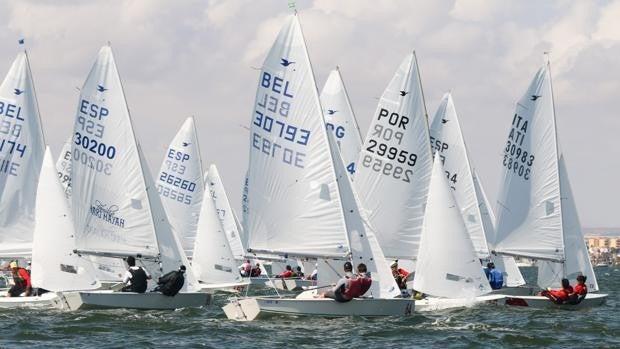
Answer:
[[441, 119, 448, 124], [13, 88, 23, 95], [97, 85, 108, 92], [182, 142, 191, 147], [327, 109, 337, 115], [280, 58, 295, 67], [399, 90, 409, 96], [530, 95, 541, 101]]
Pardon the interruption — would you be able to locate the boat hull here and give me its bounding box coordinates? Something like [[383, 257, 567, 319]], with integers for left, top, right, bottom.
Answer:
[[415, 294, 506, 312], [0, 292, 64, 309], [223, 297, 414, 321], [504, 293, 607, 309], [60, 290, 210, 310], [490, 286, 534, 296], [265, 278, 316, 291]]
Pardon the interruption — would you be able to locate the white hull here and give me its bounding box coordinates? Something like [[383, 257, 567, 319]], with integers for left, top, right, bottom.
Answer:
[[199, 281, 249, 293], [490, 286, 534, 296], [415, 294, 506, 312], [504, 293, 607, 309], [265, 278, 316, 291], [60, 290, 210, 310], [223, 296, 414, 321], [0, 292, 64, 309]]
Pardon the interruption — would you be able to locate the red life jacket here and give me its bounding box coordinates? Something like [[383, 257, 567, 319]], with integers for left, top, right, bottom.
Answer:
[[574, 283, 587, 295], [343, 276, 372, 299]]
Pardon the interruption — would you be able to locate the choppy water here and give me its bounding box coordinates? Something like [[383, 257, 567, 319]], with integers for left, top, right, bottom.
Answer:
[[0, 267, 617, 348]]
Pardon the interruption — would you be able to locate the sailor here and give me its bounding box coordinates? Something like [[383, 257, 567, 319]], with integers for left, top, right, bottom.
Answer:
[[486, 262, 504, 290], [317, 261, 355, 302], [7, 261, 31, 297], [250, 263, 262, 277], [154, 265, 186, 296], [274, 265, 294, 278], [541, 278, 573, 303], [390, 260, 410, 290], [121, 256, 151, 293], [239, 260, 252, 277], [573, 275, 588, 296], [295, 266, 304, 278]]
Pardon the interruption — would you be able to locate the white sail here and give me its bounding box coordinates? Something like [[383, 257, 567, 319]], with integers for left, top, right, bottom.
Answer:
[[320, 68, 362, 177], [354, 53, 432, 259], [206, 164, 245, 260], [537, 155, 598, 291], [192, 171, 244, 285], [245, 15, 348, 258], [56, 137, 73, 200], [0, 51, 45, 257], [429, 93, 489, 258], [31, 148, 100, 292], [494, 64, 563, 261], [156, 117, 204, 258], [327, 132, 400, 298], [414, 153, 491, 298], [71, 46, 159, 257], [70, 46, 197, 291], [240, 171, 249, 250]]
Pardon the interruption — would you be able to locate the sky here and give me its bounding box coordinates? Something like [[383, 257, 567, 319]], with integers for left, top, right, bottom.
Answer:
[[0, 0, 618, 228]]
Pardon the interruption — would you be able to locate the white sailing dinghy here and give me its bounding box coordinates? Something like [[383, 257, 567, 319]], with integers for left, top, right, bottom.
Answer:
[[0, 48, 45, 260], [428, 93, 528, 295], [494, 62, 607, 309], [354, 52, 433, 265], [54, 137, 127, 285], [320, 68, 363, 177], [222, 15, 411, 320], [413, 153, 505, 311], [61, 46, 208, 310], [156, 117, 204, 259], [0, 148, 101, 309]]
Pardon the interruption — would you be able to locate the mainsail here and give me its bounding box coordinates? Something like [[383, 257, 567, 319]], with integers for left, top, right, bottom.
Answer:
[[354, 53, 432, 259], [156, 117, 204, 258], [429, 93, 489, 258], [413, 153, 491, 298], [0, 50, 45, 257], [320, 68, 362, 177], [70, 46, 197, 290], [245, 15, 348, 258], [206, 164, 245, 260], [31, 148, 100, 292], [494, 63, 563, 261]]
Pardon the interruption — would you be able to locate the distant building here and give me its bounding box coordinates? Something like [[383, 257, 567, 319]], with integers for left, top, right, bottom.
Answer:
[[584, 230, 620, 265]]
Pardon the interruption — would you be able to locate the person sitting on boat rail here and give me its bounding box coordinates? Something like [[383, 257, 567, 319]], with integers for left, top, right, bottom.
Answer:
[[239, 260, 252, 277], [121, 256, 151, 293], [573, 275, 588, 296], [540, 278, 573, 303], [319, 263, 372, 302], [486, 262, 504, 290], [7, 261, 31, 297], [250, 263, 262, 277], [154, 265, 186, 296], [274, 265, 295, 278], [390, 260, 410, 290], [295, 266, 305, 278], [317, 261, 354, 302]]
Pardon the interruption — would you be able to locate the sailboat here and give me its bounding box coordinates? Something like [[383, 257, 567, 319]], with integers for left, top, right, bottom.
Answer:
[[412, 153, 505, 311], [493, 61, 607, 308], [60, 45, 208, 310], [0, 47, 45, 259], [320, 68, 363, 177], [222, 15, 411, 320], [156, 117, 204, 259], [0, 148, 101, 308], [354, 52, 433, 266], [428, 93, 528, 294]]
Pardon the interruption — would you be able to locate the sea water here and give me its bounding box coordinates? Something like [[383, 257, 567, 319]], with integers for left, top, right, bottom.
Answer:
[[0, 266, 617, 348]]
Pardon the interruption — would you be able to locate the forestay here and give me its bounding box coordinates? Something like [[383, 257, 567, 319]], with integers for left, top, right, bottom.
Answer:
[[354, 53, 432, 259], [429, 93, 489, 258], [31, 148, 100, 292], [320, 68, 362, 177], [0, 51, 45, 257], [245, 15, 348, 258], [156, 117, 204, 258], [537, 155, 598, 291], [413, 154, 491, 298], [206, 164, 245, 260], [494, 64, 563, 261], [327, 133, 400, 298]]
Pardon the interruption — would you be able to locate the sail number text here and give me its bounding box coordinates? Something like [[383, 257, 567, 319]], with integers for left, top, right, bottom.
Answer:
[[502, 113, 535, 180]]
